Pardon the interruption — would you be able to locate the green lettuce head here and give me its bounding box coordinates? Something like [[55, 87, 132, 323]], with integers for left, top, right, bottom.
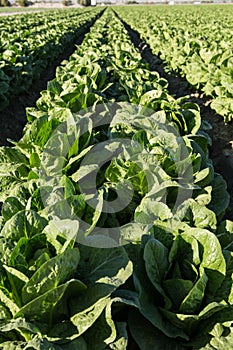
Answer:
[[131, 229, 233, 348]]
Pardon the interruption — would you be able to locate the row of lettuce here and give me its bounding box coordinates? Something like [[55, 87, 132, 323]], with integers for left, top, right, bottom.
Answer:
[[115, 5, 233, 122], [1, 8, 233, 349], [0, 7, 101, 112]]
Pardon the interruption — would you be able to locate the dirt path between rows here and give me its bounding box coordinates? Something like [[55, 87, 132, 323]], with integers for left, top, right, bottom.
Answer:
[[116, 12, 233, 219]]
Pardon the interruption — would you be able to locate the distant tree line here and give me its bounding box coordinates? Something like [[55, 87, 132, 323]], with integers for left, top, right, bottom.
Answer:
[[0, 0, 10, 6], [78, 0, 91, 5], [0, 0, 29, 6]]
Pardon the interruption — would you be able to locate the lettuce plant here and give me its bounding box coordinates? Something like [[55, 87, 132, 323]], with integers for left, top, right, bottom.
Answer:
[[130, 231, 233, 348]]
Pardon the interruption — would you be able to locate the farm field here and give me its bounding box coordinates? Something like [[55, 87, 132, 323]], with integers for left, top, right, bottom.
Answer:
[[0, 5, 233, 349], [0, 7, 101, 111], [115, 5, 233, 122]]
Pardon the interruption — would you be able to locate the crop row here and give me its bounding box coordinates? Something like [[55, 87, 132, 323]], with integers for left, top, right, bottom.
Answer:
[[1, 8, 233, 349], [115, 5, 233, 122], [0, 7, 101, 112]]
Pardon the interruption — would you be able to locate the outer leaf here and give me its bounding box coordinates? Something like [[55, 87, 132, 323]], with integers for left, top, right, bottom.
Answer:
[[0, 210, 47, 242], [208, 174, 229, 217], [129, 309, 186, 350], [0, 317, 40, 335], [143, 238, 171, 308], [108, 322, 128, 350], [1, 197, 25, 222], [15, 280, 86, 323], [160, 302, 226, 335], [42, 219, 79, 254], [144, 238, 169, 285], [179, 269, 208, 314], [0, 290, 19, 316], [70, 294, 110, 337], [134, 253, 188, 340], [83, 302, 116, 350], [163, 279, 193, 311], [77, 245, 133, 286], [22, 248, 80, 304], [213, 250, 233, 304], [182, 228, 226, 295]]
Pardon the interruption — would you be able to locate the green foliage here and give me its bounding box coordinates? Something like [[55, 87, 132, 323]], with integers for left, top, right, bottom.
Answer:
[[116, 5, 233, 122], [0, 7, 101, 112], [1, 7, 233, 349]]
